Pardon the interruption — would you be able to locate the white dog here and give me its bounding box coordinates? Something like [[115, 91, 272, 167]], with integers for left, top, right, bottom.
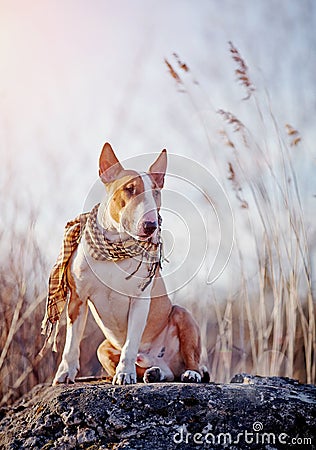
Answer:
[[46, 143, 207, 385]]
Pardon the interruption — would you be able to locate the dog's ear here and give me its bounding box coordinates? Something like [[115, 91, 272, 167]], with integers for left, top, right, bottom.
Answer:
[[99, 143, 124, 183], [149, 149, 167, 189]]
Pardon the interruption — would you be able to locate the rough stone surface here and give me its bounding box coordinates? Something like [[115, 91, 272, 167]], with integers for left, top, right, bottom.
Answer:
[[0, 374, 315, 449]]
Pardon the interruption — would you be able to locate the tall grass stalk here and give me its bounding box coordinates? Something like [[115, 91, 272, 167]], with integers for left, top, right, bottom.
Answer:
[[165, 44, 315, 383]]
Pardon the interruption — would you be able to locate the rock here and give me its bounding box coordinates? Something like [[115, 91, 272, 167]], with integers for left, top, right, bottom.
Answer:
[[0, 375, 315, 449]]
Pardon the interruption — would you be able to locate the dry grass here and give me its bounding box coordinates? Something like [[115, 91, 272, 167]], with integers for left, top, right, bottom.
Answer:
[[165, 44, 315, 384], [0, 195, 55, 406]]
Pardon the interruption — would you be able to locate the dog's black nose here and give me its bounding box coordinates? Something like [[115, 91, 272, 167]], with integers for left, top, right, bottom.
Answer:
[[143, 221, 158, 236]]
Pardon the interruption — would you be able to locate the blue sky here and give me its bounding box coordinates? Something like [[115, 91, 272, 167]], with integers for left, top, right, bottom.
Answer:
[[0, 0, 315, 292]]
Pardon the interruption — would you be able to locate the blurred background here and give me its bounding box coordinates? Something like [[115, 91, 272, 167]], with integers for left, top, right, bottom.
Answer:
[[0, 0, 315, 406]]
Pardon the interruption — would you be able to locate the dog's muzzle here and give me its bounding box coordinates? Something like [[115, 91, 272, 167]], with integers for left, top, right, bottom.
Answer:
[[142, 220, 158, 236]]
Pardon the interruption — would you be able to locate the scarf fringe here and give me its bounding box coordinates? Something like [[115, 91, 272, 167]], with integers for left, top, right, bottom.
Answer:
[[40, 310, 60, 355]]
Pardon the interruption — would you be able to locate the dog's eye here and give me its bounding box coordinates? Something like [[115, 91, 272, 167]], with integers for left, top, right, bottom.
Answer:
[[124, 185, 136, 195]]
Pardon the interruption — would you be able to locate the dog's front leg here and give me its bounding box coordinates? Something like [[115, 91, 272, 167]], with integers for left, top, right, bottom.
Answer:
[[113, 297, 150, 385], [53, 299, 88, 385]]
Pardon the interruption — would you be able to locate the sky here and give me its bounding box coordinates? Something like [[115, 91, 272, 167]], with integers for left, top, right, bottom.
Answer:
[[0, 0, 315, 295]]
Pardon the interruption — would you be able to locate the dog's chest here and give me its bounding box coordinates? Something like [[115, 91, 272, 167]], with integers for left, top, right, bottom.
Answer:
[[71, 238, 153, 301]]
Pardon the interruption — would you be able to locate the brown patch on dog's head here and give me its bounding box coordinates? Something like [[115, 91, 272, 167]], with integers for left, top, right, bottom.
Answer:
[[106, 173, 145, 224], [98, 143, 167, 238]]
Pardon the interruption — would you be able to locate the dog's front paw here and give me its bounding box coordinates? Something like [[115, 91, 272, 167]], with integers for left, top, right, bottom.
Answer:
[[113, 370, 137, 385], [143, 366, 162, 383], [181, 370, 201, 383], [53, 361, 79, 386]]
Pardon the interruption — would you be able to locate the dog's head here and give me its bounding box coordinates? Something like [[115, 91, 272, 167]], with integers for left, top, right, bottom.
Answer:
[[98, 142, 167, 241]]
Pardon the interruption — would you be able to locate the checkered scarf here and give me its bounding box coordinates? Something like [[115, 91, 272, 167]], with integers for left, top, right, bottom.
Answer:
[[85, 204, 160, 263], [41, 203, 161, 351]]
